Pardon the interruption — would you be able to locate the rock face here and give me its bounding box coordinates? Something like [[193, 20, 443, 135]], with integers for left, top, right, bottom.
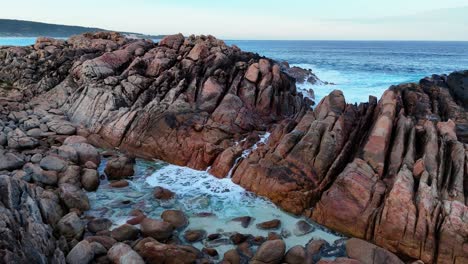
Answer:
[[230, 75, 468, 263], [0, 175, 65, 263], [0, 32, 307, 171], [1, 32, 467, 264]]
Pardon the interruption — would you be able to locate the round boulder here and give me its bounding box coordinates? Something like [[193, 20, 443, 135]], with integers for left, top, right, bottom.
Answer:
[[104, 155, 135, 180], [161, 210, 189, 230], [140, 218, 174, 241]]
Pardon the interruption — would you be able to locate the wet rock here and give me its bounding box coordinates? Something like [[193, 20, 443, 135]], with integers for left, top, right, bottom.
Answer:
[[57, 212, 85, 241], [256, 219, 281, 230], [223, 249, 241, 264], [140, 218, 174, 241], [230, 233, 249, 245], [205, 238, 231, 248], [87, 218, 113, 233], [81, 168, 100, 191], [251, 239, 285, 264], [40, 155, 67, 171], [108, 242, 144, 264], [184, 229, 207, 243], [284, 245, 306, 264], [231, 216, 253, 228], [202, 247, 218, 257], [294, 220, 314, 236], [111, 224, 140, 242], [110, 180, 129, 188], [104, 155, 135, 180], [137, 240, 198, 264], [161, 209, 189, 230], [267, 232, 282, 241], [126, 214, 145, 225], [59, 183, 90, 211], [306, 239, 327, 258], [153, 186, 175, 200], [0, 152, 25, 170]]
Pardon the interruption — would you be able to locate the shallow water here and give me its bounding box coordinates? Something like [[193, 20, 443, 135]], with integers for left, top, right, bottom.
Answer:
[[86, 157, 343, 256]]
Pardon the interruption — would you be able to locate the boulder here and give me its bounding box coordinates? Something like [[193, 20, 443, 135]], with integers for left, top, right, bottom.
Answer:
[[81, 168, 100, 191], [256, 219, 281, 230], [184, 229, 207, 243], [66, 240, 97, 264], [161, 210, 189, 230], [24, 162, 58, 185], [104, 155, 135, 180], [111, 224, 140, 242], [153, 186, 175, 200], [87, 218, 113, 233], [140, 218, 174, 241], [251, 239, 286, 264], [57, 212, 85, 241], [0, 152, 25, 170], [7, 128, 38, 149], [108, 242, 144, 264], [136, 240, 198, 264], [284, 245, 306, 264], [40, 155, 67, 171], [68, 143, 100, 166], [59, 183, 90, 211]]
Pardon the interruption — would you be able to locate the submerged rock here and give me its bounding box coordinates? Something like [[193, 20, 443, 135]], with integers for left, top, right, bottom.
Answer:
[[153, 186, 175, 200]]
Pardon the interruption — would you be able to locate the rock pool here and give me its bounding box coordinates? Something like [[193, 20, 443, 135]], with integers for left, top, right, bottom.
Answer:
[[86, 157, 344, 257]]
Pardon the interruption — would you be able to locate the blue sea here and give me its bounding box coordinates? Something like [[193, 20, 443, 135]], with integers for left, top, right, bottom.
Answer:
[[1, 38, 468, 103]]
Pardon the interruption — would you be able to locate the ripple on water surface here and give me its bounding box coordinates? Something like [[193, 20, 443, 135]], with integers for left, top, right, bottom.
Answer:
[[86, 158, 344, 256]]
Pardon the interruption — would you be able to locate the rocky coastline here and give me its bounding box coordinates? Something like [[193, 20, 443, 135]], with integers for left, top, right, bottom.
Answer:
[[0, 32, 467, 264]]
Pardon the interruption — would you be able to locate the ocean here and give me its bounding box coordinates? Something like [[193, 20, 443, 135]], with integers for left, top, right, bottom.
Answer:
[[2, 38, 467, 103], [226, 40, 468, 103]]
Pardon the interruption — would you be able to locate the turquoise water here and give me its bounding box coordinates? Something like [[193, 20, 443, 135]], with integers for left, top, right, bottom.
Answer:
[[2, 37, 467, 103], [86, 157, 342, 256]]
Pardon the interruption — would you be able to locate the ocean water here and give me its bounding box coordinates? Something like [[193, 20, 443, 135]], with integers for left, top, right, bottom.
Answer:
[[2, 38, 467, 103], [226, 40, 468, 103]]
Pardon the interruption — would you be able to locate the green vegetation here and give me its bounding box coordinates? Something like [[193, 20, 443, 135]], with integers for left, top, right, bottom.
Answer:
[[0, 19, 165, 38]]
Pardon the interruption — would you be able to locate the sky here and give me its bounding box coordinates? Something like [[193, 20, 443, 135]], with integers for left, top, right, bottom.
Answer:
[[1, 0, 468, 40]]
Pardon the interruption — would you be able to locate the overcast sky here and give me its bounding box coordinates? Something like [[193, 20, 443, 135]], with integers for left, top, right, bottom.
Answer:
[[1, 0, 468, 40]]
